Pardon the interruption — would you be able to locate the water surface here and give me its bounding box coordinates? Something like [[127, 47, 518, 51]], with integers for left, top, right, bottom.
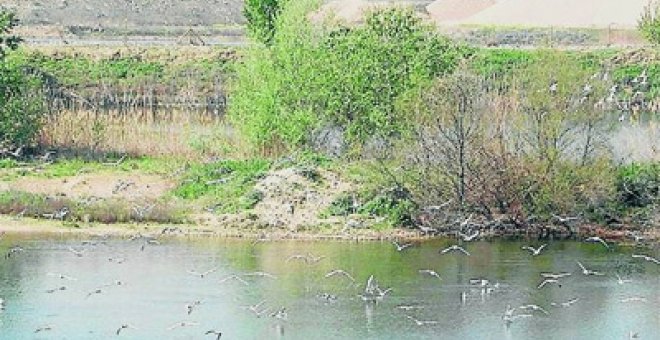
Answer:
[[0, 234, 658, 339]]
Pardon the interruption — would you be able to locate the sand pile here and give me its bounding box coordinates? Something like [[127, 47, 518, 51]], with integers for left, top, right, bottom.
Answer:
[[426, 0, 497, 23], [450, 0, 650, 28]]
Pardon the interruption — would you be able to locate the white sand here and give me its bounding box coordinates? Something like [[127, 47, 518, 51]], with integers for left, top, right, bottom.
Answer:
[[447, 0, 652, 28]]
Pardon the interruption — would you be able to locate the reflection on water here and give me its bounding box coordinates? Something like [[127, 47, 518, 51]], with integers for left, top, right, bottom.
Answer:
[[0, 234, 658, 339]]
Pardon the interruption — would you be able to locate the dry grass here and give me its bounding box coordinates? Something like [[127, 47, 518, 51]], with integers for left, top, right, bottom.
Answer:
[[38, 109, 242, 159]]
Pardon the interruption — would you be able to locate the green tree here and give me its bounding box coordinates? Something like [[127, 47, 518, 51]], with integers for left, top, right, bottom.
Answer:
[[243, 0, 288, 45], [638, 1, 660, 44], [0, 10, 21, 58], [1, 9, 43, 151], [230, 1, 467, 152]]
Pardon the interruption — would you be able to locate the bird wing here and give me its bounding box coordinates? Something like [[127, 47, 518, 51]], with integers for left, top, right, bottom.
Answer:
[[537, 280, 548, 289], [458, 247, 471, 256], [538, 244, 547, 251], [440, 247, 451, 254], [522, 246, 533, 253], [598, 239, 609, 248], [576, 261, 586, 270]]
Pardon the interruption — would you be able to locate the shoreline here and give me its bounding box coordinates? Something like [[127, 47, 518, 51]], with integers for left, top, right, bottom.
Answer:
[[1, 216, 657, 245]]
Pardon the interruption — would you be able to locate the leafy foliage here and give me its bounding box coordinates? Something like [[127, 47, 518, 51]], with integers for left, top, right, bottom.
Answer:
[[0, 10, 21, 58], [244, 0, 288, 45], [173, 159, 271, 213], [638, 1, 660, 45], [0, 10, 43, 150], [230, 1, 467, 152]]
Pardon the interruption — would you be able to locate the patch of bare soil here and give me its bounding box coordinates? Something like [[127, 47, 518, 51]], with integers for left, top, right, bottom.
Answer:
[[7, 173, 174, 202], [208, 167, 357, 231]]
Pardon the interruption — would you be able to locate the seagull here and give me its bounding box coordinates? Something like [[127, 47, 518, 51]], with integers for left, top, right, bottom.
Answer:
[[270, 307, 287, 320], [85, 288, 103, 299], [576, 261, 604, 276], [186, 301, 201, 315], [45, 286, 67, 293], [116, 324, 137, 335], [618, 113, 626, 122], [549, 80, 558, 94], [552, 214, 579, 225], [540, 272, 571, 279], [631, 254, 660, 264], [469, 278, 489, 286], [522, 244, 547, 256], [167, 321, 200, 330], [34, 324, 54, 333], [439, 245, 470, 256], [458, 230, 480, 242], [396, 304, 424, 311], [614, 274, 632, 285], [418, 270, 442, 280], [47, 273, 77, 281], [551, 298, 579, 308], [243, 301, 271, 317], [317, 293, 338, 302], [7, 147, 23, 158], [392, 241, 413, 252], [205, 330, 223, 339], [519, 304, 549, 315], [286, 254, 309, 263], [5, 245, 24, 259], [68, 247, 87, 257], [140, 239, 160, 251], [242, 272, 277, 279], [537, 279, 561, 289], [187, 268, 217, 278], [218, 274, 249, 286], [219, 274, 249, 286], [584, 237, 609, 249], [360, 275, 392, 301], [629, 331, 640, 339], [306, 253, 326, 264], [405, 315, 438, 326], [325, 269, 355, 282], [620, 297, 647, 303]]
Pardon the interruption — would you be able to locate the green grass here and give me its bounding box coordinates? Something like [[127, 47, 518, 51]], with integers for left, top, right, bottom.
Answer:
[[0, 190, 186, 224], [0, 156, 183, 181], [173, 158, 272, 213]]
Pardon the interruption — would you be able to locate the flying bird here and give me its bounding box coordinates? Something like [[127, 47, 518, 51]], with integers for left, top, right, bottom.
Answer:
[[187, 268, 217, 278], [584, 237, 609, 249], [537, 279, 561, 289], [519, 304, 549, 315], [325, 269, 355, 282], [540, 272, 571, 279], [418, 269, 442, 280], [458, 230, 480, 242], [167, 321, 200, 330], [392, 241, 413, 252], [631, 254, 660, 264], [550, 298, 579, 308], [116, 324, 137, 335], [405, 315, 438, 326], [522, 244, 547, 256], [439, 245, 470, 256], [576, 261, 604, 276], [205, 330, 223, 339]]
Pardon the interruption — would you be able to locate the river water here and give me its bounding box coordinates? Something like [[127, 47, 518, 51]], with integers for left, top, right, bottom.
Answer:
[[0, 234, 658, 339]]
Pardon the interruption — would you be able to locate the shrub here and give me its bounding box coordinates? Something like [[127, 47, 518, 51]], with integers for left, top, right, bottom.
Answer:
[[0, 10, 44, 150], [638, 1, 660, 45], [244, 0, 288, 45], [229, 1, 467, 153]]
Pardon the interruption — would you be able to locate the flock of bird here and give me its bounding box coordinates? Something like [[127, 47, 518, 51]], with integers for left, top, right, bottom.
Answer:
[[0, 228, 658, 338]]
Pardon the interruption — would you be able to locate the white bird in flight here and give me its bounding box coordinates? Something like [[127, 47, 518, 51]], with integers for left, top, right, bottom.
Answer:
[[631, 254, 659, 265], [584, 237, 609, 249], [522, 244, 547, 256], [439, 245, 470, 256], [325, 269, 355, 282], [576, 261, 604, 276], [418, 269, 442, 279], [392, 241, 413, 252]]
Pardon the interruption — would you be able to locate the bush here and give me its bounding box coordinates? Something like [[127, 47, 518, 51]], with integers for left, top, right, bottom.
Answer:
[[244, 0, 288, 45], [229, 1, 467, 153], [638, 1, 660, 45], [0, 10, 43, 150]]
